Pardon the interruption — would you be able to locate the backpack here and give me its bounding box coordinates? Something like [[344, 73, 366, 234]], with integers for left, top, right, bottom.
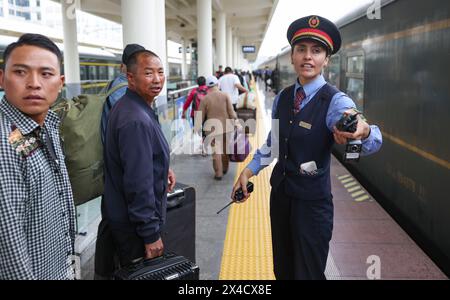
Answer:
[[51, 82, 127, 206], [192, 88, 207, 111]]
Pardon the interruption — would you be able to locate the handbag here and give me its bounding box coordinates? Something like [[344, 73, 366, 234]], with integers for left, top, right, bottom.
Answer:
[[228, 127, 251, 162]]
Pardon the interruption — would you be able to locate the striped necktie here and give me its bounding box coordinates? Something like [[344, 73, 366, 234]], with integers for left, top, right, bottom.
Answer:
[[293, 87, 306, 115]]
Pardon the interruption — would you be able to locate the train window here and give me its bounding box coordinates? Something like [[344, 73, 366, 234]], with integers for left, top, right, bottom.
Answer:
[[98, 65, 108, 80], [347, 56, 364, 75], [108, 66, 116, 80], [346, 52, 365, 112], [88, 65, 97, 81], [80, 66, 87, 81], [325, 55, 340, 88], [347, 78, 364, 112], [113, 67, 121, 78]]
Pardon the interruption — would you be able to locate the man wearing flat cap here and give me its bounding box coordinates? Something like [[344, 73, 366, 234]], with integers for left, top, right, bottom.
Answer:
[[95, 45, 176, 279], [233, 15, 382, 279], [100, 44, 145, 145], [95, 43, 146, 279]]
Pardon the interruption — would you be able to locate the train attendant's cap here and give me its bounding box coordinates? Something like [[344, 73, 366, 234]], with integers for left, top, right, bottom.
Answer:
[[287, 15, 341, 54], [122, 43, 146, 64], [206, 75, 219, 87]]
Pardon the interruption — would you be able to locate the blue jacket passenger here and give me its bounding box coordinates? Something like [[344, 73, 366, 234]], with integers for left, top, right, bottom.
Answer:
[[104, 88, 170, 244], [100, 48, 174, 270]]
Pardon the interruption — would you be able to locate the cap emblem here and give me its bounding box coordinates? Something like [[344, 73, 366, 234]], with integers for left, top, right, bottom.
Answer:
[[309, 16, 320, 28]]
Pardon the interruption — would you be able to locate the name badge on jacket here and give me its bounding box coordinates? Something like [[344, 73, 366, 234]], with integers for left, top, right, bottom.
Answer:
[[299, 121, 312, 130]]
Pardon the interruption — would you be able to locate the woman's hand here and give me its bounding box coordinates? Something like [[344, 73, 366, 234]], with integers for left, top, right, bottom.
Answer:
[[231, 168, 254, 203], [333, 110, 371, 144]]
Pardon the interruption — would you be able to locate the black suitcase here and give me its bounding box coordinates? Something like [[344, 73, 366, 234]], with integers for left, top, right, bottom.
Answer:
[[237, 108, 257, 134], [162, 183, 196, 263], [114, 253, 199, 280]]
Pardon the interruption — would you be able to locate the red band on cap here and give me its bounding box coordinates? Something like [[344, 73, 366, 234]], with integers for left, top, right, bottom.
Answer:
[[291, 28, 334, 51]]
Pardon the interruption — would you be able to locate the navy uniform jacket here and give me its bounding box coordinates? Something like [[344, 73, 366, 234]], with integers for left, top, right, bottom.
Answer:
[[104, 89, 170, 244], [247, 75, 382, 199], [271, 83, 337, 200]]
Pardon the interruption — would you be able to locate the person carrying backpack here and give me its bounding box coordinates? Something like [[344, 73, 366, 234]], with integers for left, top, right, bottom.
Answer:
[[182, 76, 208, 126], [0, 33, 76, 280]]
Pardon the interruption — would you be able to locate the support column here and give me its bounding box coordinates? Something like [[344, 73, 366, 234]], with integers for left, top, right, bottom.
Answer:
[[197, 0, 213, 77], [233, 36, 238, 69], [226, 27, 233, 68], [181, 38, 188, 81], [213, 44, 217, 71], [239, 43, 244, 70], [216, 11, 226, 70], [121, 0, 167, 96], [238, 41, 242, 70], [61, 0, 81, 98]]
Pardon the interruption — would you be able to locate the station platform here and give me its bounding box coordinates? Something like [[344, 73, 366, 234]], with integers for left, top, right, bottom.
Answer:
[[81, 81, 447, 280], [171, 81, 447, 280]]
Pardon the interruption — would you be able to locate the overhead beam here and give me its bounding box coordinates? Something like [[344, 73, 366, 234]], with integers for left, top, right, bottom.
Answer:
[[49, 0, 278, 63]]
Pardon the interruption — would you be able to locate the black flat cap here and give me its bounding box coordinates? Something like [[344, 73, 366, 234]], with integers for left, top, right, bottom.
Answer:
[[287, 15, 342, 54], [122, 43, 146, 64]]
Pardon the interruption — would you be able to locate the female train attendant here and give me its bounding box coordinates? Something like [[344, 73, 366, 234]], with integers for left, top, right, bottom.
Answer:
[[232, 15, 382, 280]]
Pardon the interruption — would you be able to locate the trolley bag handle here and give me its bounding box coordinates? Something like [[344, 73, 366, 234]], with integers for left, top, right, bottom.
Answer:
[[167, 188, 185, 209]]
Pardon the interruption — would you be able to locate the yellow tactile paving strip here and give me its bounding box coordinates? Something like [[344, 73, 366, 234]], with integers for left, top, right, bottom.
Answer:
[[219, 85, 276, 280]]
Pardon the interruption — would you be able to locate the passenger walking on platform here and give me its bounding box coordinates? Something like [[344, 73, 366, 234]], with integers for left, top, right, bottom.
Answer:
[[232, 16, 383, 280], [100, 44, 145, 144], [182, 76, 209, 126], [242, 71, 251, 89], [235, 70, 247, 95], [271, 68, 280, 94], [219, 67, 248, 111], [215, 65, 224, 79], [0, 34, 76, 279], [197, 76, 237, 180], [263, 66, 272, 91], [99, 47, 176, 277]]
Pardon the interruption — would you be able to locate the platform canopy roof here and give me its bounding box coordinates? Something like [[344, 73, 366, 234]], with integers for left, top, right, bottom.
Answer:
[[58, 0, 279, 62]]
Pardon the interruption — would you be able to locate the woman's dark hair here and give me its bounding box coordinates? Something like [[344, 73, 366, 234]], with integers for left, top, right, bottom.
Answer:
[[197, 76, 206, 86], [3, 33, 62, 69]]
